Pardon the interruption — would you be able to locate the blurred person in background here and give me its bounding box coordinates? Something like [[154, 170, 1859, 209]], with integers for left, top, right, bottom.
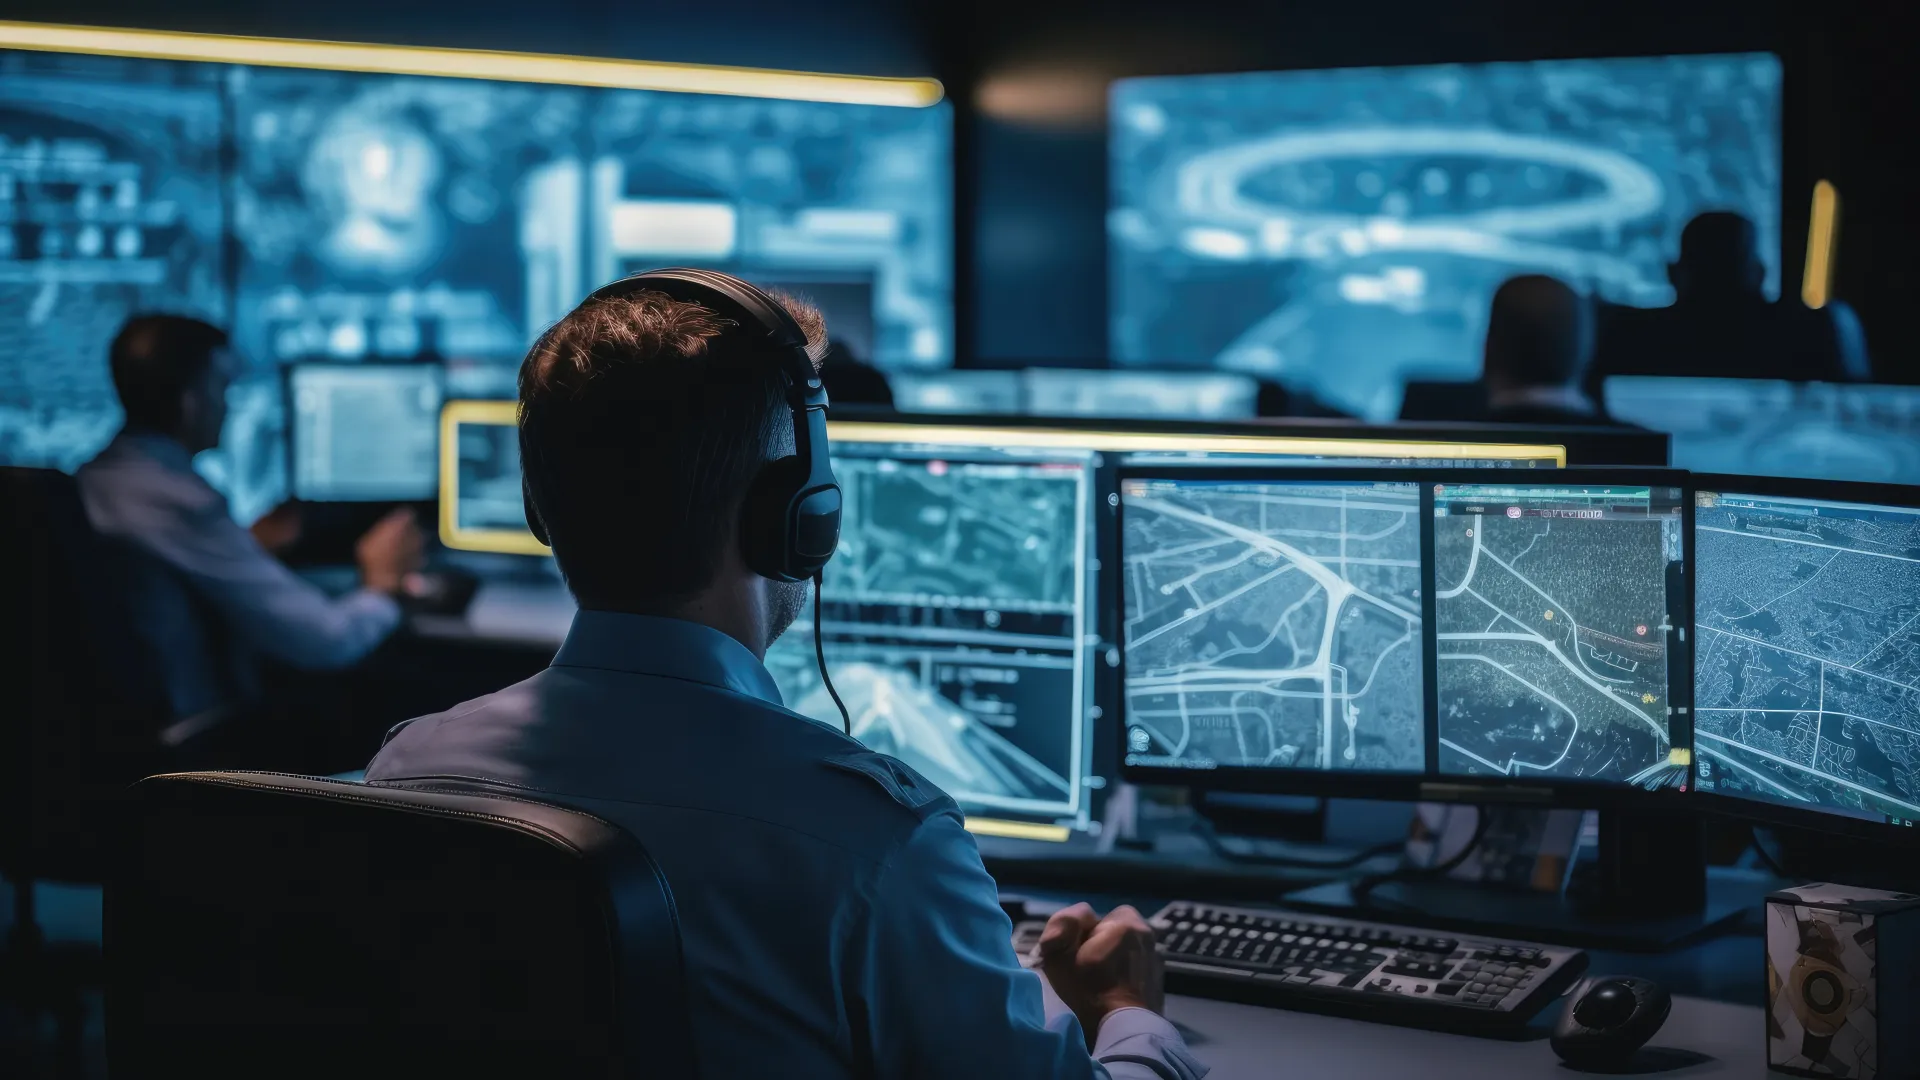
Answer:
[[1588, 211, 1871, 400], [76, 315, 424, 761], [1478, 274, 1612, 427], [819, 339, 895, 409]]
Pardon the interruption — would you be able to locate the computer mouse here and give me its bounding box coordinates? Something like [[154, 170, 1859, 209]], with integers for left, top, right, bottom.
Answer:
[[1550, 975, 1672, 1069]]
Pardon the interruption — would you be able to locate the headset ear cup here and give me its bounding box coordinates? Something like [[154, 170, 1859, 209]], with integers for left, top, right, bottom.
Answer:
[[740, 457, 807, 582], [522, 476, 550, 547]]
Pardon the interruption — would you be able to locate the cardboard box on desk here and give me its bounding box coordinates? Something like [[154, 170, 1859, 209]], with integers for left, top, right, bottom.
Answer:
[[1767, 882, 1920, 1078]]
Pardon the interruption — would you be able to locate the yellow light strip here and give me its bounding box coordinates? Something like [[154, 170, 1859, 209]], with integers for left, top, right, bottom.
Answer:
[[0, 20, 944, 108], [830, 421, 1566, 465], [965, 818, 1072, 843], [1802, 179, 1840, 310]]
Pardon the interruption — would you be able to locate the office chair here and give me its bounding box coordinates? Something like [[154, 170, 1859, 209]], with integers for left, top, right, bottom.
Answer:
[[107, 772, 699, 1078], [1, 466, 171, 1077]]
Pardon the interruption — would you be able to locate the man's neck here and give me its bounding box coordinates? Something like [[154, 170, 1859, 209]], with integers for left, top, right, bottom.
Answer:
[[608, 584, 768, 661]]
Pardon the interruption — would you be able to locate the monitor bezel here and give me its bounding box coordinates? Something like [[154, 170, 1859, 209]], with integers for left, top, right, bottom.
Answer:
[[1113, 463, 1696, 809], [283, 360, 446, 504], [1690, 472, 1920, 844]]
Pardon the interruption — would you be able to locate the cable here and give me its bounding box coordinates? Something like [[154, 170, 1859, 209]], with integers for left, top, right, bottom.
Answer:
[[1347, 805, 1492, 906], [813, 570, 850, 736], [1191, 816, 1405, 870]]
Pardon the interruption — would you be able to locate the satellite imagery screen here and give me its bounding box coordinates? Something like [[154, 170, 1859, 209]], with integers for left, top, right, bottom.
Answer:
[[764, 445, 1095, 826], [1120, 478, 1425, 774], [1693, 491, 1920, 825], [1110, 53, 1783, 420], [1432, 482, 1685, 787]]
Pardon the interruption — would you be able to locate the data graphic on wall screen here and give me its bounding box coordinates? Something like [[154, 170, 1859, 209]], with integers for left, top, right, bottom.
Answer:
[[764, 446, 1094, 827], [1110, 54, 1783, 420], [1432, 483, 1685, 787], [0, 51, 225, 474], [1, 46, 952, 526], [1694, 491, 1920, 825], [1120, 478, 1426, 774]]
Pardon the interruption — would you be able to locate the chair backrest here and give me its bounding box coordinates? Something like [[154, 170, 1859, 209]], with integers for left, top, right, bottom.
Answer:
[[106, 772, 698, 1078], [0, 466, 171, 883]]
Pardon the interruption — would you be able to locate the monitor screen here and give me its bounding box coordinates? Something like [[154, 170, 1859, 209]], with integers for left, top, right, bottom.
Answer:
[[763, 440, 1099, 833], [891, 371, 1024, 415], [1693, 488, 1920, 829], [1119, 468, 1689, 797], [1120, 477, 1426, 774], [1605, 377, 1920, 486], [1432, 481, 1687, 785], [1110, 53, 1783, 421], [440, 401, 545, 556], [288, 364, 443, 501], [1023, 370, 1259, 420]]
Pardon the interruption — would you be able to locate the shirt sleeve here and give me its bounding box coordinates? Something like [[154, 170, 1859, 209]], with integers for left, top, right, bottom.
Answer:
[[143, 492, 402, 670], [860, 810, 1205, 1080]]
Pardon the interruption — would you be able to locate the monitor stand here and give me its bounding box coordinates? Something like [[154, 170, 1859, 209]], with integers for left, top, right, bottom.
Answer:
[[1281, 809, 1758, 952]]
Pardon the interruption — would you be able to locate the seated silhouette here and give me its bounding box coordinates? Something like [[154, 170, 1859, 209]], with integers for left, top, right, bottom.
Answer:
[[1588, 211, 1870, 402]]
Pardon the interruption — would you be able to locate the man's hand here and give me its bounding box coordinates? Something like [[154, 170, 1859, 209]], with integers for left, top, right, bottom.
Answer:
[[355, 508, 425, 596], [1038, 902, 1166, 1050], [249, 501, 305, 554]]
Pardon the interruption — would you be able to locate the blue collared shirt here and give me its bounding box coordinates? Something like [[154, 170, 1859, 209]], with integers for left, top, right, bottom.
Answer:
[[367, 610, 1205, 1079], [75, 429, 401, 720]]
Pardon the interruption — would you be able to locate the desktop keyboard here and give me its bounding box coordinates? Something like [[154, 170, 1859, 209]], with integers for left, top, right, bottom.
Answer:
[[1147, 902, 1588, 1031]]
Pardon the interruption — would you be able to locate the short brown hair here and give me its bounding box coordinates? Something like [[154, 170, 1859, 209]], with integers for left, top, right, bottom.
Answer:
[[518, 288, 826, 611]]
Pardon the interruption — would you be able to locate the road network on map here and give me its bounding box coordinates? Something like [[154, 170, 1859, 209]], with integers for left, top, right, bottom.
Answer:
[[1123, 482, 1424, 772], [1694, 500, 1920, 819], [1432, 501, 1675, 784], [766, 454, 1087, 814]]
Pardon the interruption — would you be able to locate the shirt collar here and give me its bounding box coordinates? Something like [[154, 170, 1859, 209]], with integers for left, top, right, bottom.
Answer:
[[551, 610, 785, 706], [112, 428, 198, 474]]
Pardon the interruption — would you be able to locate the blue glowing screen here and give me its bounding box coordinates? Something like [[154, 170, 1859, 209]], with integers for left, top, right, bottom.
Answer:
[[1, 50, 951, 523], [1110, 54, 1783, 420]]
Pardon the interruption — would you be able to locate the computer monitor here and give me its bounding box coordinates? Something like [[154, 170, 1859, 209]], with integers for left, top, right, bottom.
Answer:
[[1022, 370, 1260, 420], [439, 400, 547, 557], [287, 363, 444, 502], [1691, 476, 1920, 840], [1605, 377, 1920, 486], [891, 372, 1024, 415], [1110, 53, 1783, 421], [1118, 466, 1692, 804]]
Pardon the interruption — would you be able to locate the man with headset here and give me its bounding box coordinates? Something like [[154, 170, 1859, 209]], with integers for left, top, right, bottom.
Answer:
[[365, 270, 1204, 1078]]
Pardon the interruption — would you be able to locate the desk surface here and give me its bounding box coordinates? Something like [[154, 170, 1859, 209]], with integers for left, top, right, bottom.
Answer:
[[1160, 991, 1771, 1078], [411, 579, 574, 648]]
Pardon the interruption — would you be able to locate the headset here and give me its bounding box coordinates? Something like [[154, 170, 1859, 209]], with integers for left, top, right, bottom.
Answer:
[[521, 268, 852, 731], [521, 267, 843, 581]]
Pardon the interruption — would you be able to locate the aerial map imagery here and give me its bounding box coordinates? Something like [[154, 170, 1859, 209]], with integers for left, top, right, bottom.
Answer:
[[765, 451, 1093, 821], [1694, 492, 1920, 823], [1121, 478, 1425, 774], [1432, 484, 1682, 787]]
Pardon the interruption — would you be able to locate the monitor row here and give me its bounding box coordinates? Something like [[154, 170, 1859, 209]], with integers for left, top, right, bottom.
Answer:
[[451, 410, 1915, 845]]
